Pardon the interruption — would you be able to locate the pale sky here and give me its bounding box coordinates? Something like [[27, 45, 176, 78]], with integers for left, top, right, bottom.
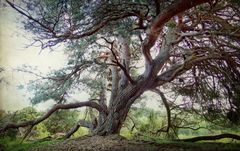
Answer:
[[0, 3, 164, 112], [0, 5, 69, 111]]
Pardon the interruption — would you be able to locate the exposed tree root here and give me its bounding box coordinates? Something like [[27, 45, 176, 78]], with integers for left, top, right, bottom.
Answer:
[[179, 133, 240, 142]]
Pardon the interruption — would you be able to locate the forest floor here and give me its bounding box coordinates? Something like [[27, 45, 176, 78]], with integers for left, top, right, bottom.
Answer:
[[28, 135, 240, 151]]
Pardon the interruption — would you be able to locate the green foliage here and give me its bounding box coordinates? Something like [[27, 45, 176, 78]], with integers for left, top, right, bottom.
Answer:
[[5, 0, 240, 141], [0, 137, 59, 151], [231, 0, 240, 5], [72, 127, 89, 138], [14, 107, 40, 121], [0, 107, 40, 139], [121, 107, 240, 143], [137, 110, 160, 132], [44, 110, 79, 134], [80, 77, 106, 98], [0, 109, 6, 118], [27, 70, 74, 105], [34, 123, 50, 138], [122, 108, 164, 139], [1, 107, 84, 141], [0, 107, 51, 139], [166, 20, 176, 28], [1, 106, 240, 151]]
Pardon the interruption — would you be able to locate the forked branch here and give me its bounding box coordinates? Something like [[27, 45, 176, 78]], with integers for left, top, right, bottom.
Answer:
[[142, 0, 210, 66], [154, 54, 227, 87]]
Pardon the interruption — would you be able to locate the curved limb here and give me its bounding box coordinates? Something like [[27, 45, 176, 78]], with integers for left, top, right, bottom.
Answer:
[[0, 100, 108, 133]]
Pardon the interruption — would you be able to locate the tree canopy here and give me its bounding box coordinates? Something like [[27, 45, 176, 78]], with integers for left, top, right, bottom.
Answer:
[[1, 0, 240, 137]]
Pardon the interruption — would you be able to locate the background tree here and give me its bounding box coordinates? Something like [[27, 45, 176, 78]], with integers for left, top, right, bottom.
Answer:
[[1, 0, 240, 138], [44, 110, 79, 135]]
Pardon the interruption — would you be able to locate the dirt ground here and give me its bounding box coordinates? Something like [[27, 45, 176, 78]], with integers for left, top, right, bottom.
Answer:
[[30, 135, 240, 151]]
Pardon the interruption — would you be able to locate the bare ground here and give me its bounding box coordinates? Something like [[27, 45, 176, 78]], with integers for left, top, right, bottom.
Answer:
[[30, 135, 240, 151]]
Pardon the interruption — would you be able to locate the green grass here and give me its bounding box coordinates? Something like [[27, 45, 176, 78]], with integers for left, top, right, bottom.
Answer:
[[0, 137, 59, 151]]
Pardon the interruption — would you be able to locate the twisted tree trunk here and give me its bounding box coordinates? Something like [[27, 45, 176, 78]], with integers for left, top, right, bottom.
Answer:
[[1, 0, 212, 138], [94, 85, 144, 135]]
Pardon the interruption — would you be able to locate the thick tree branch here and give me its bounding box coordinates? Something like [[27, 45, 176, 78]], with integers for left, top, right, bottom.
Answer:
[[179, 133, 240, 142], [0, 100, 107, 133], [142, 0, 210, 69], [173, 125, 208, 131], [154, 54, 227, 87], [151, 27, 176, 77]]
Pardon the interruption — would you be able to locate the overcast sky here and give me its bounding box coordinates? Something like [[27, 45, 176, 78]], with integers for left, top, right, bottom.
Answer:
[[0, 4, 69, 111]]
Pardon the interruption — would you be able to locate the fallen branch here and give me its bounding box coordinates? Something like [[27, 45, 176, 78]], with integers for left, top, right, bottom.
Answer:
[[0, 100, 108, 133], [179, 133, 240, 142]]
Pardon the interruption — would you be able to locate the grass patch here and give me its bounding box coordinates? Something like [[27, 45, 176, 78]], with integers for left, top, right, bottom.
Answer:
[[0, 137, 59, 151]]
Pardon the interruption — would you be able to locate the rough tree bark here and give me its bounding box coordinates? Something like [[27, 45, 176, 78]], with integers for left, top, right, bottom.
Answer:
[[93, 0, 210, 136], [1, 0, 212, 137]]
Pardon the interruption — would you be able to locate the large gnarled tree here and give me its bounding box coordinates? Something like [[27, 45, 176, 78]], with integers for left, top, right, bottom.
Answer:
[[1, 0, 240, 137]]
